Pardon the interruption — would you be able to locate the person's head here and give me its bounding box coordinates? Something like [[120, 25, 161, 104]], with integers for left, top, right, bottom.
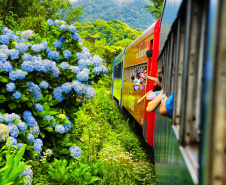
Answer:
[[143, 67, 147, 75], [159, 92, 174, 118], [157, 68, 163, 87], [136, 70, 141, 79], [131, 75, 135, 81], [146, 49, 153, 60]]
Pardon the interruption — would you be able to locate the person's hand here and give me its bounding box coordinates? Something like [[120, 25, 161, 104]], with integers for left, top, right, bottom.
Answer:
[[140, 73, 146, 78], [137, 99, 142, 105]]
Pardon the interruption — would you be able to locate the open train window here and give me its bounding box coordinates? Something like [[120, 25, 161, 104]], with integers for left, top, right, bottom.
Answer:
[[114, 61, 123, 79]]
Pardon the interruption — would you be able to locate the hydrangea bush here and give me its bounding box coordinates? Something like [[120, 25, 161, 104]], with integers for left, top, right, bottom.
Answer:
[[0, 19, 108, 164]]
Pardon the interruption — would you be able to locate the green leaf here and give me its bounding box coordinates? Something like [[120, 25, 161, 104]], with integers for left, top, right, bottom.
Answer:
[[8, 103, 17, 110], [20, 96, 29, 102], [0, 76, 8, 82], [0, 95, 6, 100], [27, 101, 33, 107], [88, 176, 100, 183], [44, 127, 53, 132]]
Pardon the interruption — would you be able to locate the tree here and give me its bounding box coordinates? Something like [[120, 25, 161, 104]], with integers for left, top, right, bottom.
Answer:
[[144, 0, 164, 20]]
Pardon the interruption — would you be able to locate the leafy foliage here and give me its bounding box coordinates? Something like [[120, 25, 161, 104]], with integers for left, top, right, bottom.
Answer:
[[75, 20, 142, 75], [0, 144, 28, 185], [145, 0, 164, 19], [0, 0, 84, 33]]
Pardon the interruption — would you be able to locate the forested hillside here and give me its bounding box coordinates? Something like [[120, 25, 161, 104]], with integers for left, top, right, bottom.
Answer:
[[75, 20, 142, 74], [71, 0, 155, 31]]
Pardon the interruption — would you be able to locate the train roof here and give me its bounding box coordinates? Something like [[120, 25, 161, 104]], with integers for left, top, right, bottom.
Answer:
[[125, 20, 157, 53], [159, 0, 183, 54]]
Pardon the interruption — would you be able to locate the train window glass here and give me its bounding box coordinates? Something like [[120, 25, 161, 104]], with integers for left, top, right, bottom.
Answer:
[[114, 61, 123, 79]]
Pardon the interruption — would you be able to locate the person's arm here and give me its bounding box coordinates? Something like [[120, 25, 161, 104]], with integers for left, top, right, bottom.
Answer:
[[146, 90, 163, 112], [137, 90, 153, 104], [146, 75, 157, 82]]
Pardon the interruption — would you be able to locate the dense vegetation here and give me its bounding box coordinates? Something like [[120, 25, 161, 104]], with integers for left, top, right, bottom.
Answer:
[[72, 0, 155, 31], [75, 20, 142, 74]]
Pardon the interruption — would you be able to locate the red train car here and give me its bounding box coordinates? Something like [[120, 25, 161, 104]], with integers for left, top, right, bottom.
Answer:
[[113, 19, 161, 146]]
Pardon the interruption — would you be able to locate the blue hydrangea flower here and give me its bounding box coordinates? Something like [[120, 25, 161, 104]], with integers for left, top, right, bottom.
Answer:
[[30, 123, 40, 136], [12, 35, 20, 42], [59, 37, 66, 42], [23, 111, 33, 118], [8, 124, 19, 138], [47, 19, 54, 26], [41, 41, 48, 49], [27, 134, 35, 143], [26, 116, 36, 127], [35, 103, 43, 112], [60, 24, 67, 32], [7, 136, 17, 146], [92, 66, 102, 75], [20, 166, 33, 179], [46, 149, 53, 157], [71, 81, 85, 95], [13, 91, 22, 99], [31, 44, 45, 53], [21, 30, 34, 40], [43, 115, 56, 127], [48, 50, 60, 60], [77, 69, 89, 82], [53, 40, 62, 49], [17, 143, 24, 150], [16, 43, 28, 53], [0, 114, 4, 123], [60, 62, 70, 70], [3, 61, 13, 73], [2, 27, 13, 34], [17, 122, 27, 131], [61, 82, 72, 94], [78, 59, 90, 70], [71, 33, 79, 41], [22, 53, 32, 61], [70, 66, 80, 73], [85, 86, 96, 99], [68, 25, 77, 32], [51, 66, 60, 78], [9, 69, 26, 81], [26, 43, 32, 47], [22, 61, 34, 73], [54, 19, 61, 26], [53, 87, 64, 101], [63, 50, 72, 59], [39, 81, 49, 89], [34, 138, 43, 146], [27, 82, 41, 99], [92, 55, 103, 66], [0, 52, 8, 61], [69, 146, 81, 157], [4, 114, 14, 124], [63, 121, 72, 133], [55, 124, 65, 134], [6, 82, 16, 92], [10, 49, 20, 60], [0, 35, 10, 45]]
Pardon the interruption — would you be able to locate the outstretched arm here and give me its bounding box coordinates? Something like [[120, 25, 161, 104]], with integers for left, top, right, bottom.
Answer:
[[146, 90, 163, 112], [137, 90, 153, 104]]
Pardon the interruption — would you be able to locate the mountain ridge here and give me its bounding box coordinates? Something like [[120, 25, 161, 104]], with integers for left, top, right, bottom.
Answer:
[[71, 0, 155, 31]]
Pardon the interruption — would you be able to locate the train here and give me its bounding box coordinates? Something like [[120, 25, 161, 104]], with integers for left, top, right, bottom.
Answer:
[[112, 0, 225, 184]]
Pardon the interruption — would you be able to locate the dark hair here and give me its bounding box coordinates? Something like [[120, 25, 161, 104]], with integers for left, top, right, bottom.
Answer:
[[146, 49, 153, 58], [131, 75, 135, 81], [143, 67, 147, 72]]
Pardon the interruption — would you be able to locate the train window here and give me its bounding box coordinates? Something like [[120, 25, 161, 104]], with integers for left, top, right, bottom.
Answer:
[[114, 61, 123, 79]]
